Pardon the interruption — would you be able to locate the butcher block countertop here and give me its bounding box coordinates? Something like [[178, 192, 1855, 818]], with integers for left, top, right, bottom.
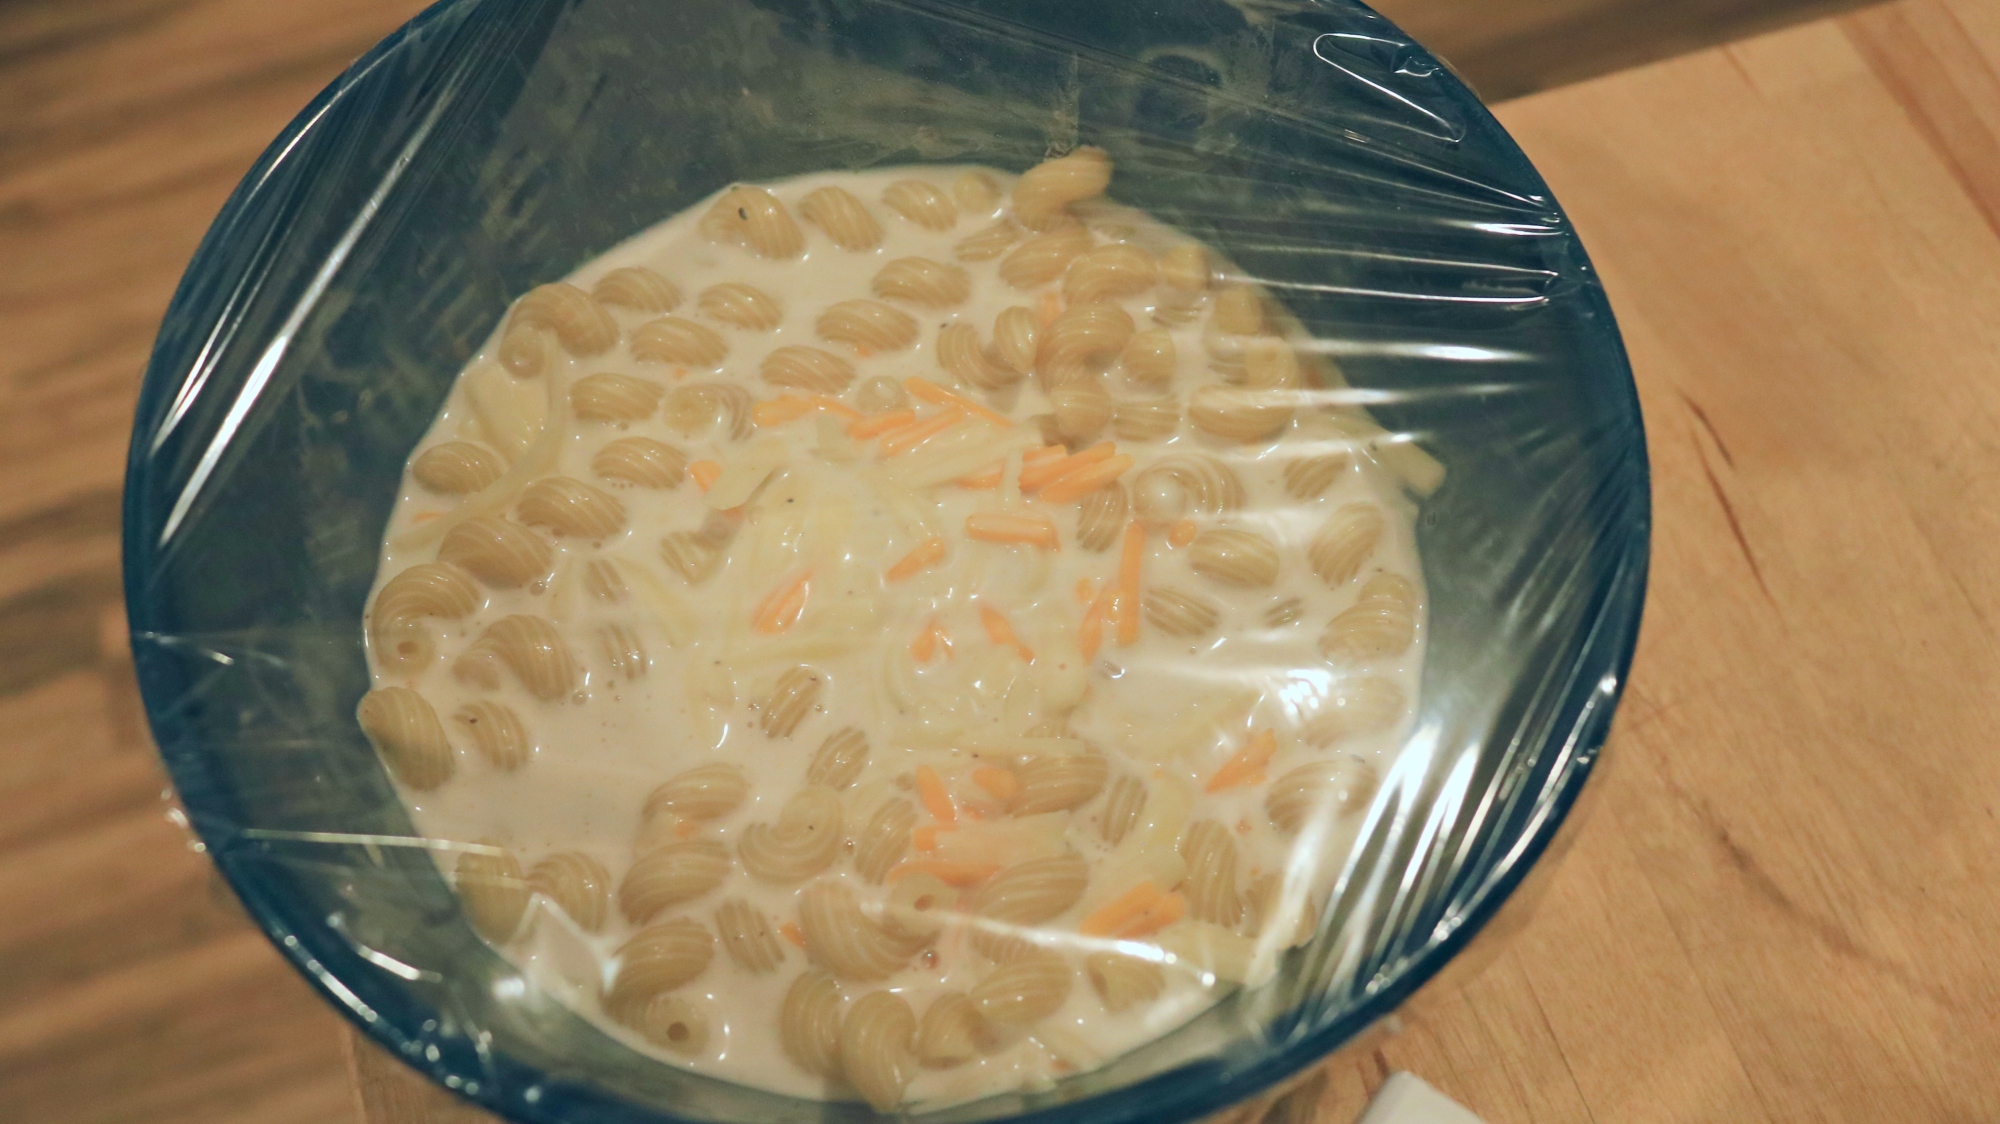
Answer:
[[2, 1, 1995, 1122]]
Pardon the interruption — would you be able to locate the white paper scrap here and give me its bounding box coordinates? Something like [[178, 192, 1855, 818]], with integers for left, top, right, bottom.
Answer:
[[1355, 1072, 1489, 1124]]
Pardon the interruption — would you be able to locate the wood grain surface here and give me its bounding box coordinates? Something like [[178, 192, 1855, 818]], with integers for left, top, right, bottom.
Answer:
[[1380, 0, 1884, 99], [0, 4, 437, 1122], [8, 0, 2000, 1122]]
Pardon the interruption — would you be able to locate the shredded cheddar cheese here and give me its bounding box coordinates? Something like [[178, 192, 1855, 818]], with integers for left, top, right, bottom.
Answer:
[[978, 605, 1036, 663], [752, 571, 812, 635], [1081, 881, 1163, 937], [914, 765, 957, 826], [1117, 891, 1185, 938], [848, 408, 917, 440], [970, 765, 1021, 802], [1079, 592, 1111, 661], [887, 860, 1000, 887], [956, 464, 1005, 489], [753, 396, 816, 427], [886, 537, 947, 582], [1206, 729, 1277, 792], [1039, 453, 1136, 505], [966, 512, 1059, 549], [1020, 442, 1114, 491], [1117, 521, 1145, 647], [904, 377, 1014, 428], [1036, 290, 1062, 328], [809, 395, 862, 421], [910, 617, 953, 663], [878, 408, 967, 458]]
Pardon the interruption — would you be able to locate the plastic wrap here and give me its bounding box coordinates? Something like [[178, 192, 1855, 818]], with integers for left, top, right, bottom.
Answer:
[[121, 1, 1649, 1122]]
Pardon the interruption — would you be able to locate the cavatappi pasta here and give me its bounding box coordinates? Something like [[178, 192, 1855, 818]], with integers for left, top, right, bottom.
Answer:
[[571, 372, 667, 424], [592, 266, 683, 314], [455, 845, 530, 941], [510, 283, 620, 357], [453, 700, 531, 771], [364, 159, 1430, 1106], [645, 762, 751, 823], [591, 436, 687, 490], [955, 219, 1020, 263], [698, 282, 783, 331], [873, 257, 971, 309], [715, 896, 787, 973], [633, 316, 729, 369], [356, 687, 454, 789], [739, 787, 845, 884], [620, 839, 732, 924], [412, 441, 505, 494], [370, 561, 481, 671], [529, 851, 612, 933], [816, 299, 919, 354], [799, 186, 884, 252], [882, 179, 958, 231]]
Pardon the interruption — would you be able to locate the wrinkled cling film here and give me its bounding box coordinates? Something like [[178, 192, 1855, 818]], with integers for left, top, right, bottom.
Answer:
[[121, 2, 1649, 1123]]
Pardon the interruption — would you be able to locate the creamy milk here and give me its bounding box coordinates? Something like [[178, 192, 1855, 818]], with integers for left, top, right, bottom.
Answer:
[[364, 161, 1426, 1108]]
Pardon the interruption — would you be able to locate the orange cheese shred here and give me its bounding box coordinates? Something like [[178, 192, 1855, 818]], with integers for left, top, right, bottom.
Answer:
[[753, 396, 816, 427], [1117, 891, 1186, 938], [809, 395, 863, 421], [1020, 442, 1115, 492], [688, 460, 723, 492], [1039, 453, 1136, 505], [1079, 591, 1111, 661], [887, 537, 947, 582], [978, 605, 1036, 663], [904, 377, 1014, 428], [1206, 729, 1278, 793], [1168, 518, 1199, 547], [956, 463, 1005, 489], [1117, 520, 1145, 646], [910, 617, 953, 663], [877, 408, 966, 458], [914, 765, 957, 826], [887, 860, 1000, 887], [966, 512, 1059, 549], [1036, 290, 1063, 328], [1080, 882, 1164, 937], [849, 408, 917, 440], [779, 921, 808, 949], [970, 765, 1021, 802], [751, 571, 812, 635], [912, 825, 945, 854]]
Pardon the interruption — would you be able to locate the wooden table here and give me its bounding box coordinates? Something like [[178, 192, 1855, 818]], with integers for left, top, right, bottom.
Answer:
[[6, 1, 1999, 1122]]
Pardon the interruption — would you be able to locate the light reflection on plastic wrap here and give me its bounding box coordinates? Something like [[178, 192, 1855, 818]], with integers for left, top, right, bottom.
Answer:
[[123, 0, 1648, 1122]]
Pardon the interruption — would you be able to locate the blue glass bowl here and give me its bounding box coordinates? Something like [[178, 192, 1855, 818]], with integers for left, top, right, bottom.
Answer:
[[122, 1, 1648, 1121]]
